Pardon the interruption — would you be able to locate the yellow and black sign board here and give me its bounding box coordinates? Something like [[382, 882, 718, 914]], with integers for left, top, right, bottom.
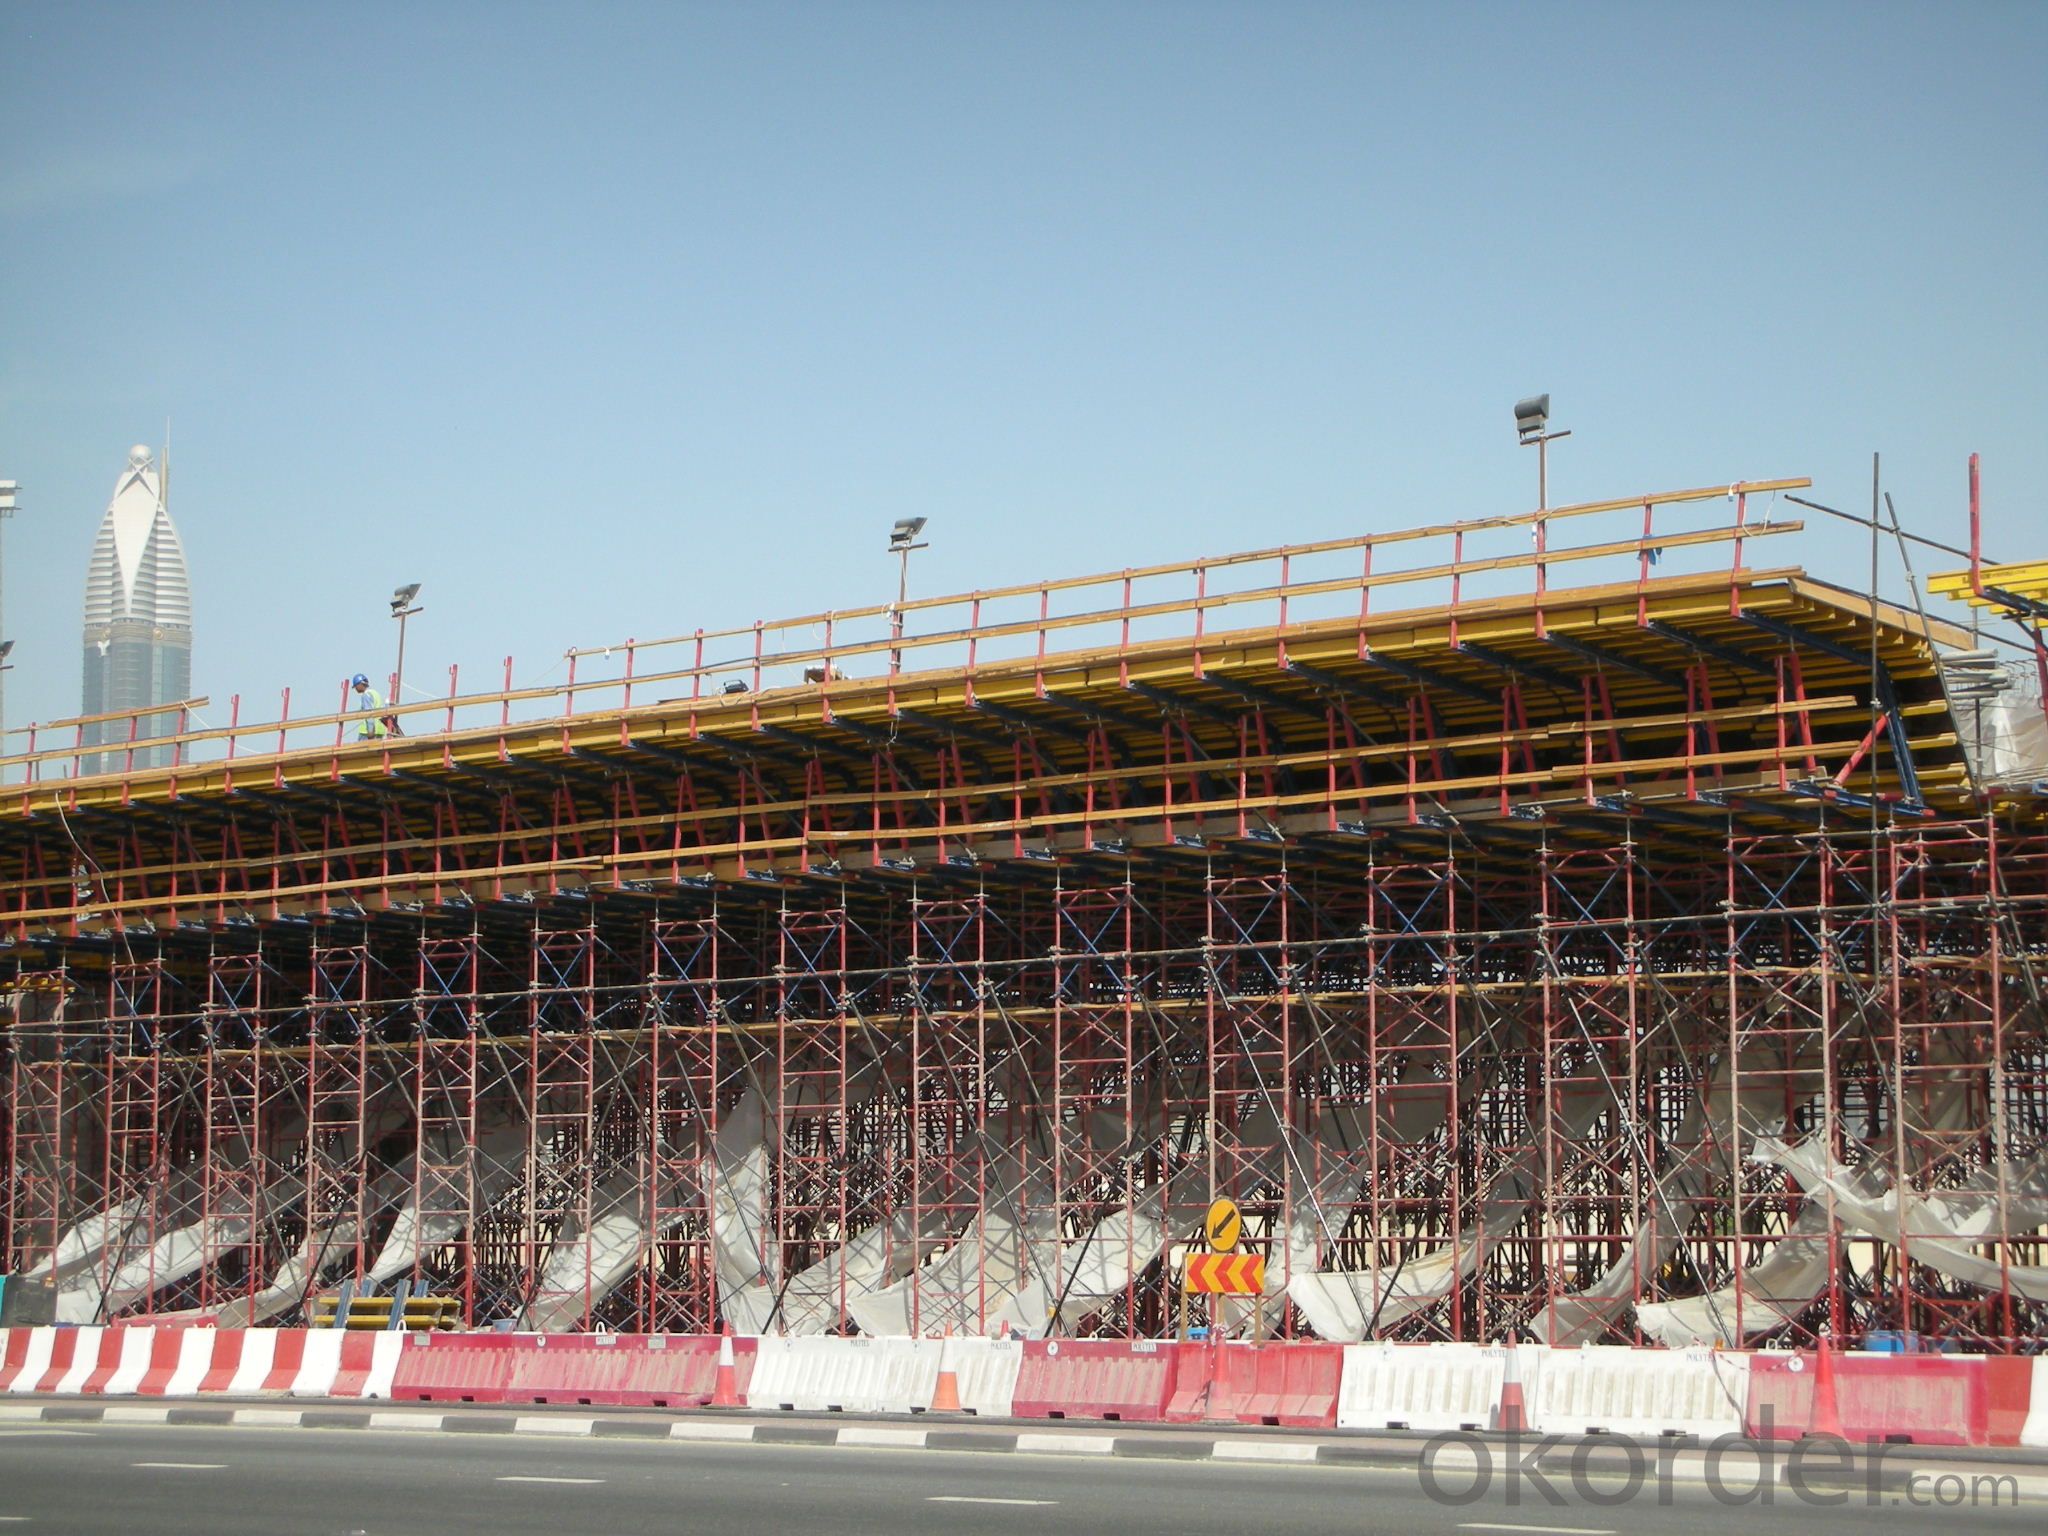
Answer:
[[1204, 1197, 1242, 1254]]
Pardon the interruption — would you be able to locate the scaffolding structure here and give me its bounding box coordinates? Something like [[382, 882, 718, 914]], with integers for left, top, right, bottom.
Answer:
[[3, 475, 2045, 1349]]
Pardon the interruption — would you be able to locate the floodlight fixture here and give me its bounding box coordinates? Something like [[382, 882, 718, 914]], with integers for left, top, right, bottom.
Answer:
[[0, 640, 13, 663], [392, 582, 423, 610], [1513, 394, 1550, 441], [889, 517, 929, 551]]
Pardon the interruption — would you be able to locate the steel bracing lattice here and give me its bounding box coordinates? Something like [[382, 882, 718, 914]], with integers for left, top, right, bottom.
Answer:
[[2, 476, 2044, 1347]]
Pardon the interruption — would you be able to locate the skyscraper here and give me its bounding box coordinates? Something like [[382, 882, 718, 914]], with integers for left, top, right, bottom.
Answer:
[[82, 445, 191, 772]]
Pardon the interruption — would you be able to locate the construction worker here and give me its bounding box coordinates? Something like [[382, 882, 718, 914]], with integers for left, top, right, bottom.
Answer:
[[351, 673, 391, 740]]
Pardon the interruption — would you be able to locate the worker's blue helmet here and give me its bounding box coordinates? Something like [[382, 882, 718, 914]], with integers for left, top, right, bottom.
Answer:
[[352, 673, 369, 689]]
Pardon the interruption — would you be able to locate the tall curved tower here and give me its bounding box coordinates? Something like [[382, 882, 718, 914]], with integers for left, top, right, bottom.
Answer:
[[82, 444, 191, 771]]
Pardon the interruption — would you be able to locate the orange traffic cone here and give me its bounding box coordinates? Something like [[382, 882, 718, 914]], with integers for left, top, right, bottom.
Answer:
[[1808, 1330, 1843, 1438], [1492, 1333, 1529, 1433], [710, 1321, 742, 1408], [930, 1326, 964, 1414]]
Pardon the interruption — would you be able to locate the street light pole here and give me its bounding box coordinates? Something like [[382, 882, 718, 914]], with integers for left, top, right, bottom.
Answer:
[[0, 480, 17, 743], [390, 582, 423, 731], [887, 519, 929, 675], [1513, 395, 1570, 510]]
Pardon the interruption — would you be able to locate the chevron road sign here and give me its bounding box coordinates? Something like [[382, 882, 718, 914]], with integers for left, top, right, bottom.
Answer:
[[1184, 1251, 1266, 1294]]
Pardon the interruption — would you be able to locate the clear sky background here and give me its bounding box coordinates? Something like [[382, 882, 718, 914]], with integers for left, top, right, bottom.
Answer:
[[1, 1, 2042, 742]]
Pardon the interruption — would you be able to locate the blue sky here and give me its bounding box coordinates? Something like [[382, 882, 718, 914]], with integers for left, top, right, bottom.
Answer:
[[1, 1, 2042, 741]]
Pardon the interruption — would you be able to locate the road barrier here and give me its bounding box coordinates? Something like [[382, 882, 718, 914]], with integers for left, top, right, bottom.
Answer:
[[747, 1335, 941, 1414], [1167, 1342, 1343, 1427], [391, 1333, 517, 1403], [1534, 1345, 1749, 1439], [1745, 1350, 1985, 1446], [1009, 1339, 1179, 1422], [5, 1321, 2048, 1449], [162, 1328, 218, 1395], [326, 1332, 403, 1397], [0, 1330, 35, 1392], [1336, 1342, 1525, 1433], [932, 1336, 1024, 1417], [2025, 1358, 2048, 1449], [100, 1327, 159, 1395]]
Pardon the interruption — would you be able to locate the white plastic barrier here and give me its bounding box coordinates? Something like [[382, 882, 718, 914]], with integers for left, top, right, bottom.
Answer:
[[939, 1336, 1025, 1417], [1337, 1342, 1533, 1432], [747, 1335, 942, 1414], [1532, 1345, 1749, 1439]]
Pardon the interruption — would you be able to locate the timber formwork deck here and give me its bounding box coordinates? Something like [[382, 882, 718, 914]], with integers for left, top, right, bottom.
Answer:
[[3, 477, 2044, 1349]]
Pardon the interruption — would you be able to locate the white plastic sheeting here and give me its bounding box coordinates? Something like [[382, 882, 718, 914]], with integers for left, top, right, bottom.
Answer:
[[851, 1202, 1054, 1338], [1765, 1137, 2048, 1303], [519, 1168, 655, 1332], [1290, 1084, 1610, 1341], [709, 1088, 784, 1334], [366, 1117, 529, 1288], [1631, 1066, 1980, 1347], [1633, 1202, 1835, 1348]]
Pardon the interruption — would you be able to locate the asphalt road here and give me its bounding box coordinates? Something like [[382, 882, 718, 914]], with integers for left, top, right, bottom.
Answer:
[[0, 1421, 2037, 1536]]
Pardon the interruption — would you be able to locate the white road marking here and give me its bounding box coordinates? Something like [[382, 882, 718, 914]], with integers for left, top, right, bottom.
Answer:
[[928, 1496, 1057, 1506], [839, 1427, 928, 1448], [512, 1416, 596, 1437], [101, 1407, 172, 1425], [1013, 1431, 1114, 1456], [367, 1412, 444, 1431], [229, 1409, 304, 1427], [131, 1463, 225, 1471], [1210, 1440, 1320, 1462], [495, 1476, 605, 1486], [1458, 1525, 1617, 1536], [669, 1421, 756, 1442]]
